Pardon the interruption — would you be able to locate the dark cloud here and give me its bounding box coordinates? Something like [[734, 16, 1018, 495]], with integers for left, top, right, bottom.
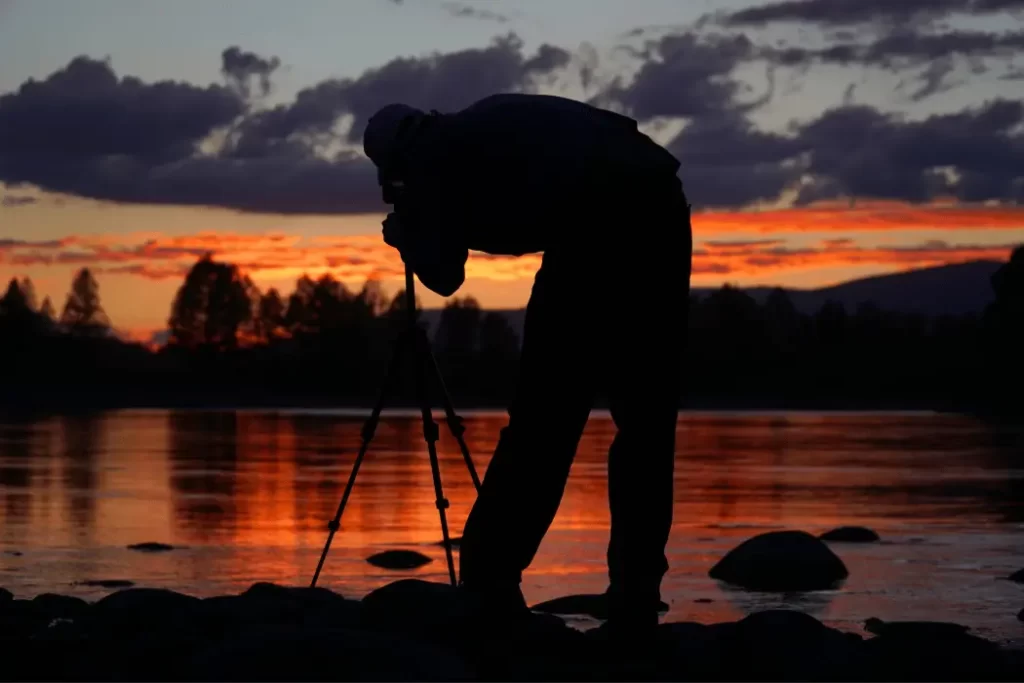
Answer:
[[442, 2, 510, 23], [221, 46, 281, 99], [0, 57, 242, 166], [232, 33, 568, 154], [795, 99, 1024, 205], [594, 33, 758, 120], [724, 0, 1024, 27], [0, 37, 568, 215]]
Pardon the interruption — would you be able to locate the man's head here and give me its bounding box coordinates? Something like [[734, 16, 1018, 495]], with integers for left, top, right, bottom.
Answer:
[[363, 103, 426, 174]]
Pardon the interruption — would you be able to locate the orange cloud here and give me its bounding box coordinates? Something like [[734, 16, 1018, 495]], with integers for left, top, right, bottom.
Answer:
[[696, 203, 1024, 234], [2, 222, 1020, 288]]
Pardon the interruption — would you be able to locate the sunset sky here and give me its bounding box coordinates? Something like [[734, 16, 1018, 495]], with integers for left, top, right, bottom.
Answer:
[[1, 0, 1023, 339]]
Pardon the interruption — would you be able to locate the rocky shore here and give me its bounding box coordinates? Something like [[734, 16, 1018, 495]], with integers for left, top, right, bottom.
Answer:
[[1, 579, 1022, 682]]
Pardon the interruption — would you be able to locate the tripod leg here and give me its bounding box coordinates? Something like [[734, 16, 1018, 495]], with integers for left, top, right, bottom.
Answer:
[[310, 331, 408, 588], [411, 328, 459, 586], [422, 334, 482, 492]]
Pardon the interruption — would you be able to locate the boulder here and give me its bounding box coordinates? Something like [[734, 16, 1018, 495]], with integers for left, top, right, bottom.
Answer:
[[862, 618, 1010, 680], [185, 624, 474, 681], [89, 587, 202, 636], [819, 526, 880, 543], [198, 582, 361, 633], [1007, 568, 1024, 583], [366, 549, 433, 570], [31, 593, 90, 620], [126, 542, 175, 552], [709, 530, 849, 591], [1018, 607, 1023, 622]]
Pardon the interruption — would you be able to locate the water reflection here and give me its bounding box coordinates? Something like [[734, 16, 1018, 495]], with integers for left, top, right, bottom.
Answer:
[[0, 410, 1021, 641]]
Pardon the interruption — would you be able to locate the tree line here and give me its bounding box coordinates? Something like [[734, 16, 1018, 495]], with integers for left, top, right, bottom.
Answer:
[[1, 248, 1021, 415]]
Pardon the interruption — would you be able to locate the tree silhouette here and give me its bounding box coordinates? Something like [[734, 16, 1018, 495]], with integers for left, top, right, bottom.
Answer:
[[168, 254, 256, 350], [0, 278, 29, 315], [19, 278, 37, 312], [60, 268, 111, 335], [39, 296, 56, 321], [256, 288, 287, 341]]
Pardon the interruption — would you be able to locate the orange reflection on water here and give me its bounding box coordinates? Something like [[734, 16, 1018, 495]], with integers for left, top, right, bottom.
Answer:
[[0, 410, 1022, 642]]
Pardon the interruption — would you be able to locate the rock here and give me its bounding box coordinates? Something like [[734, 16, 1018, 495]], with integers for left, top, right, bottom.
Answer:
[[819, 526, 880, 543], [198, 583, 361, 633], [76, 579, 135, 589], [366, 549, 433, 570], [435, 536, 462, 547], [0, 587, 12, 602], [126, 542, 175, 552], [530, 593, 669, 619], [4, 550, 22, 556], [90, 587, 202, 636], [31, 593, 90, 620], [1007, 568, 1024, 583], [1018, 607, 1023, 622], [709, 530, 849, 591], [185, 624, 474, 681], [694, 598, 714, 603], [360, 579, 597, 680], [863, 618, 1010, 680]]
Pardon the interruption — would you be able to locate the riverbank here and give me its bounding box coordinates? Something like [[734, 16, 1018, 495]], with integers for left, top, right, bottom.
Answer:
[[0, 387, 977, 417], [1, 580, 1020, 681]]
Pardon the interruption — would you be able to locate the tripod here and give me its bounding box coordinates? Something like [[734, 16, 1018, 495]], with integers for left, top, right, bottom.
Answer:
[[310, 264, 482, 588]]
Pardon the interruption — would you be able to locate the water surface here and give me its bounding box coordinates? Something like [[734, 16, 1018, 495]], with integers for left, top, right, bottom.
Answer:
[[1, 410, 1022, 645]]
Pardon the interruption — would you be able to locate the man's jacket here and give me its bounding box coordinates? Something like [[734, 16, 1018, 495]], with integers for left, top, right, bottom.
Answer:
[[390, 93, 682, 296]]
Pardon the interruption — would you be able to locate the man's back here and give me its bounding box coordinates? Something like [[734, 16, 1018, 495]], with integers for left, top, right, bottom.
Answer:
[[399, 93, 681, 256]]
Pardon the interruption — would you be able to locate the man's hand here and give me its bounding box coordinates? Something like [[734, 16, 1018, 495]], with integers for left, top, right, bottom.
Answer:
[[382, 212, 404, 252]]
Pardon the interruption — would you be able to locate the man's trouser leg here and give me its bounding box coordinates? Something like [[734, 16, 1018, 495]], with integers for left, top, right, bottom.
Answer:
[[459, 248, 596, 597], [605, 184, 691, 623]]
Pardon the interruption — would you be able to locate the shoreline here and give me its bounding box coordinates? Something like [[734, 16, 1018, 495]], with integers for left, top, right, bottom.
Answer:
[[1, 580, 1021, 681]]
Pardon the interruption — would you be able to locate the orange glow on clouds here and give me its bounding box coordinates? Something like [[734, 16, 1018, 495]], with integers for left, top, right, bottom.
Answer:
[[1, 202, 1022, 335]]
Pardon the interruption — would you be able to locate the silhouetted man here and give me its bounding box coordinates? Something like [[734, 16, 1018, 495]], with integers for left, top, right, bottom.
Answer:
[[363, 93, 692, 632]]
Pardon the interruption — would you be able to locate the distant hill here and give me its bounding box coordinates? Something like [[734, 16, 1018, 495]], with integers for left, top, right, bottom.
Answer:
[[418, 260, 1002, 341], [716, 259, 1002, 318]]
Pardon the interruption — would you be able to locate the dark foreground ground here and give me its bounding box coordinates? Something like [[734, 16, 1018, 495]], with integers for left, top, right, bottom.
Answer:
[[1, 580, 1021, 682]]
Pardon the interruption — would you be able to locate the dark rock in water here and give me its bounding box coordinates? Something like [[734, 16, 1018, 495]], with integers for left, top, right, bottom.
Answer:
[[1007, 568, 1024, 583], [77, 579, 135, 588], [0, 587, 11, 602], [435, 536, 462, 547], [709, 530, 849, 591], [1017, 607, 1023, 622], [864, 617, 970, 638], [4, 550, 22, 556], [186, 624, 474, 681], [126, 541, 175, 552], [530, 593, 669, 619], [366, 549, 433, 569], [694, 598, 714, 603], [819, 526, 880, 543]]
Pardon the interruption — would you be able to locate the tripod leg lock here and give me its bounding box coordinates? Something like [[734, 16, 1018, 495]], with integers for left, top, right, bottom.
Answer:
[[423, 420, 439, 443], [361, 421, 378, 442], [435, 497, 450, 511], [446, 415, 466, 437], [326, 520, 340, 532]]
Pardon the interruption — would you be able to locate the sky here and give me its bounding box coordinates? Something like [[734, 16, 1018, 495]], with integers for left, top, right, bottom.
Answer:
[[1, 0, 1023, 338]]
